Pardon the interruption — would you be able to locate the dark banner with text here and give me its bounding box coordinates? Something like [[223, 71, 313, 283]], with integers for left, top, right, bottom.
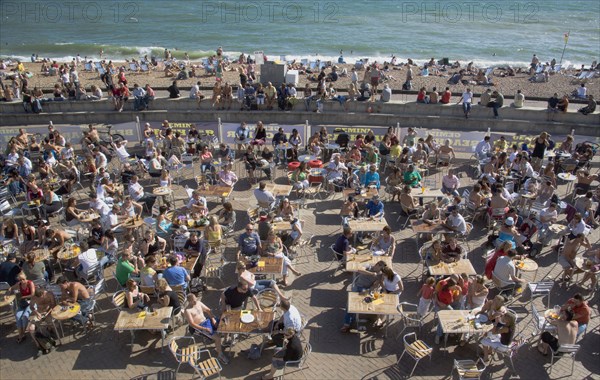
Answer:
[[220, 123, 307, 145]]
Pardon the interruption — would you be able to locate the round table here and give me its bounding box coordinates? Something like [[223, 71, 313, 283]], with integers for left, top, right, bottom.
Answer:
[[0, 294, 15, 308], [153, 186, 172, 196], [557, 172, 577, 195], [308, 168, 326, 184], [51, 303, 80, 321], [123, 217, 146, 229], [515, 257, 539, 280], [575, 257, 595, 274], [298, 154, 317, 163], [57, 245, 80, 261], [548, 224, 568, 235], [28, 247, 49, 263], [79, 211, 100, 223]]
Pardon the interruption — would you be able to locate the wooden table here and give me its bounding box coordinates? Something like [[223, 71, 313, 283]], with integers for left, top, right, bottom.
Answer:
[[437, 310, 492, 351], [348, 219, 388, 232], [0, 294, 15, 308], [428, 259, 476, 276], [271, 221, 292, 232], [264, 183, 293, 197], [410, 220, 451, 248], [343, 188, 378, 202], [51, 302, 81, 339], [155, 257, 199, 274], [114, 307, 173, 350], [246, 257, 284, 278], [347, 292, 399, 337], [123, 217, 146, 229], [57, 245, 81, 261], [195, 184, 233, 200], [152, 186, 172, 196], [345, 254, 393, 274], [218, 309, 274, 335], [26, 247, 49, 263], [79, 211, 100, 223], [412, 187, 445, 199]]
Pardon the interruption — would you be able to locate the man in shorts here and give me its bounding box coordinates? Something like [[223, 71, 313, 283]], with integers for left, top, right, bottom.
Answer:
[[184, 293, 229, 364], [559, 234, 590, 282], [457, 88, 473, 119]]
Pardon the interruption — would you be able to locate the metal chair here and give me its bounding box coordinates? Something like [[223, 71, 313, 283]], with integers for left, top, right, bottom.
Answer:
[[396, 302, 424, 338], [300, 182, 322, 208], [327, 244, 344, 271], [275, 342, 312, 379], [530, 303, 557, 336], [168, 336, 220, 378], [397, 332, 432, 377], [549, 344, 580, 375], [289, 234, 315, 264], [527, 282, 554, 308], [111, 290, 127, 311], [397, 204, 419, 229], [256, 288, 280, 313], [494, 333, 528, 373], [202, 256, 224, 288], [453, 358, 487, 380]]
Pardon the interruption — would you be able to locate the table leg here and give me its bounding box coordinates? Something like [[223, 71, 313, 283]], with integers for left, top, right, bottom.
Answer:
[[160, 329, 166, 352], [129, 330, 135, 345], [444, 333, 449, 353]]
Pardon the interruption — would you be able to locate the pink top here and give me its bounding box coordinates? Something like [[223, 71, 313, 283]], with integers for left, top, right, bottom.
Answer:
[[420, 284, 435, 300]]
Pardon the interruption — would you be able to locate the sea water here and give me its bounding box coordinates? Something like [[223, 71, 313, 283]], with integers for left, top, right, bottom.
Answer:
[[0, 0, 598, 68]]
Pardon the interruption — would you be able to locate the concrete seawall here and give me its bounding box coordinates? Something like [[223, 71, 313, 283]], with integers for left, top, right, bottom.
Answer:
[[1, 97, 598, 136]]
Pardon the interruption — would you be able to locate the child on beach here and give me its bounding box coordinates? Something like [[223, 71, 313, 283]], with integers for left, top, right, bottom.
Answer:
[[417, 277, 436, 316]]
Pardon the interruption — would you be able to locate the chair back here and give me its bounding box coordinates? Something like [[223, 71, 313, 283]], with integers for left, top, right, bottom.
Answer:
[[112, 290, 127, 310], [256, 288, 280, 312], [173, 235, 188, 254], [140, 285, 156, 297], [557, 344, 580, 354], [92, 279, 106, 298], [247, 207, 260, 223], [403, 332, 432, 359]]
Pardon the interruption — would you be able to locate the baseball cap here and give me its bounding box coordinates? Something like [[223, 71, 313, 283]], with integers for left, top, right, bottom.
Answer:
[[505, 217, 515, 226]]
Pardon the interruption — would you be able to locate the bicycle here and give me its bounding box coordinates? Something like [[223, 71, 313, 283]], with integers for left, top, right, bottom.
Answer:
[[96, 124, 125, 146]]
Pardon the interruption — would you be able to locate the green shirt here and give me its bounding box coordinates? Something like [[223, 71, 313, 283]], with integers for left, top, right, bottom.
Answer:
[[403, 171, 422, 187], [116, 258, 135, 286]]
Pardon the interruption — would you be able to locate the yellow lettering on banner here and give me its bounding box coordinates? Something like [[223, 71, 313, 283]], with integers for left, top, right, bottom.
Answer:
[[227, 131, 236, 138]]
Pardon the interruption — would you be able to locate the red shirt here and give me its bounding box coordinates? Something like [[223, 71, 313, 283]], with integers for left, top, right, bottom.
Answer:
[[437, 288, 454, 305], [441, 90, 451, 104], [417, 90, 426, 101], [420, 284, 435, 300], [567, 299, 590, 325], [485, 249, 508, 279]]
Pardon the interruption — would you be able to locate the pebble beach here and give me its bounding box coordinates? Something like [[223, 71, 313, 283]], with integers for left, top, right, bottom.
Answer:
[[7, 60, 600, 100]]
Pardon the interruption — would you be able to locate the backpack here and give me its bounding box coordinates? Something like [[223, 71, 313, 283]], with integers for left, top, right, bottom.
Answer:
[[34, 326, 58, 351], [246, 343, 262, 360]]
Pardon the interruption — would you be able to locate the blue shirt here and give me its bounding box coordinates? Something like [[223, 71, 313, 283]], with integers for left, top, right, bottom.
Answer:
[[364, 171, 380, 189], [333, 234, 351, 255], [366, 200, 384, 217], [163, 266, 188, 288], [236, 127, 249, 140], [238, 232, 261, 255]]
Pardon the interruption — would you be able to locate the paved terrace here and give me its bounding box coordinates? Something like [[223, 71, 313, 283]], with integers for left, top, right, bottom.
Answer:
[[0, 147, 598, 380]]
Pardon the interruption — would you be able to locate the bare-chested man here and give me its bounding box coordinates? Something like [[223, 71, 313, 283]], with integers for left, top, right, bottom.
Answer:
[[559, 234, 590, 282], [27, 288, 57, 355], [45, 228, 72, 258], [537, 318, 577, 355], [56, 276, 93, 328], [184, 294, 229, 364]]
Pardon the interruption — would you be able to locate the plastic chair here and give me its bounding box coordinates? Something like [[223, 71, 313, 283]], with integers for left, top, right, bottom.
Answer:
[[397, 332, 432, 377]]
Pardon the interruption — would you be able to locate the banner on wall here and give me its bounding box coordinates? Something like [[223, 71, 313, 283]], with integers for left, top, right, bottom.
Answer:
[[489, 132, 599, 151], [219, 123, 306, 145], [398, 127, 486, 154], [110, 122, 142, 142], [312, 125, 390, 144], [136, 121, 219, 142]]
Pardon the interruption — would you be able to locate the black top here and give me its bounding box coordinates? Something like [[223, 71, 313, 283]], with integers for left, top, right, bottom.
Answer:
[[224, 286, 252, 309], [255, 129, 267, 141], [498, 322, 515, 346], [531, 139, 547, 159], [283, 335, 303, 362], [91, 227, 104, 242], [183, 239, 202, 253], [160, 290, 181, 315], [273, 132, 287, 145], [167, 84, 180, 98], [0, 261, 21, 286], [147, 236, 161, 255], [547, 97, 559, 108]]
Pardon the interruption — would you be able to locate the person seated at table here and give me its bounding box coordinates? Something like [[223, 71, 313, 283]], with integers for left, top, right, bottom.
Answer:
[[156, 278, 182, 318], [218, 163, 238, 187], [186, 190, 208, 214], [496, 217, 527, 254], [216, 143, 232, 162], [492, 249, 526, 291], [263, 231, 302, 286], [412, 143, 429, 163], [443, 207, 467, 237], [277, 198, 296, 221], [433, 277, 461, 344], [536, 180, 555, 206], [254, 181, 276, 210], [236, 261, 288, 301], [40, 182, 62, 217], [124, 278, 150, 310], [5, 272, 35, 343], [403, 165, 422, 188], [22, 250, 48, 283], [257, 211, 273, 240], [574, 169, 598, 195], [0, 252, 21, 286], [261, 327, 303, 380], [467, 275, 489, 310], [307, 132, 323, 157], [45, 228, 72, 259], [400, 185, 421, 215], [238, 224, 262, 260], [441, 237, 464, 263], [480, 311, 516, 362], [63, 198, 85, 227], [128, 175, 156, 212], [325, 154, 348, 191], [484, 241, 517, 280], [441, 169, 460, 197], [206, 215, 223, 243], [561, 293, 591, 337], [371, 226, 395, 257], [363, 164, 381, 189], [345, 146, 362, 167], [333, 227, 356, 261], [340, 195, 359, 226], [72, 241, 101, 280], [182, 232, 208, 278], [221, 281, 262, 314], [364, 146, 379, 166], [155, 205, 173, 240], [163, 255, 191, 290], [291, 162, 310, 193], [574, 191, 598, 227], [350, 166, 368, 190], [199, 146, 214, 174], [185, 293, 230, 364], [537, 314, 578, 356], [243, 146, 258, 182], [0, 218, 20, 244], [424, 240, 444, 267], [559, 233, 590, 283], [56, 276, 93, 329], [365, 195, 384, 220], [218, 202, 236, 233], [422, 202, 442, 227], [386, 168, 403, 202], [488, 185, 511, 217], [140, 230, 167, 258], [140, 256, 158, 287], [577, 247, 600, 289], [27, 287, 57, 357]]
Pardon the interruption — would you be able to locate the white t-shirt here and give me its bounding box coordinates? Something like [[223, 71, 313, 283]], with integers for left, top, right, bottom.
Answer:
[[78, 248, 98, 273], [461, 91, 473, 104], [493, 256, 516, 287], [577, 86, 587, 97], [383, 272, 402, 292], [447, 213, 467, 234], [128, 182, 144, 201], [540, 208, 557, 223]]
